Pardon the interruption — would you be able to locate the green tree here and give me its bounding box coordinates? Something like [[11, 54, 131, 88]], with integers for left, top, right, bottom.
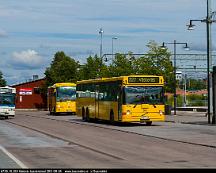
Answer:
[[134, 41, 174, 92], [0, 70, 6, 87], [44, 51, 79, 87], [79, 54, 108, 80], [108, 53, 135, 77]]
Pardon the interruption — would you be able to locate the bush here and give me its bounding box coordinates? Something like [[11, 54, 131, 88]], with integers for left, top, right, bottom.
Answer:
[[165, 94, 207, 107]]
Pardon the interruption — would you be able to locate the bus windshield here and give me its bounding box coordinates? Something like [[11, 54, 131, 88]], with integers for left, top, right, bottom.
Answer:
[[56, 86, 76, 101], [0, 94, 15, 106], [124, 86, 164, 105]]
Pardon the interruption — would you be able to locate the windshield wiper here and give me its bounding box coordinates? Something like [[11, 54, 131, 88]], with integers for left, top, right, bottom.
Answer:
[[133, 103, 138, 108], [133, 95, 145, 108], [152, 103, 156, 108], [133, 95, 140, 108]]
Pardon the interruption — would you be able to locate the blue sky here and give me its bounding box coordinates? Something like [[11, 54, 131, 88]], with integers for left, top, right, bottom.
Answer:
[[0, 0, 216, 85]]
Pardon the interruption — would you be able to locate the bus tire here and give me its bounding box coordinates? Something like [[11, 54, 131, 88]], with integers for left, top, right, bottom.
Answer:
[[5, 116, 8, 119], [86, 108, 90, 122], [49, 106, 52, 115], [82, 107, 86, 121], [53, 107, 59, 115], [110, 111, 114, 124], [146, 121, 152, 126]]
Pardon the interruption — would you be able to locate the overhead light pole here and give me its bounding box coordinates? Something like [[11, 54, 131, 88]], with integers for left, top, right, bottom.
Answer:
[[187, 0, 216, 124], [99, 28, 104, 60], [112, 37, 118, 60], [183, 73, 187, 107], [98, 28, 104, 77], [161, 40, 189, 115]]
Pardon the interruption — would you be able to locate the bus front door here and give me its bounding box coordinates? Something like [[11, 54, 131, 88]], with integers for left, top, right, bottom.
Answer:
[[95, 85, 100, 119]]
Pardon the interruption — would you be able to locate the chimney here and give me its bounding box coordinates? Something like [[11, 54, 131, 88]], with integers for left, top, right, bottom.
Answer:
[[33, 75, 39, 81]]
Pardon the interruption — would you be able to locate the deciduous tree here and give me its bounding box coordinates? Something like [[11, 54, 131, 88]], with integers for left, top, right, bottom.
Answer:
[[0, 71, 6, 87], [44, 51, 79, 87], [135, 41, 174, 92]]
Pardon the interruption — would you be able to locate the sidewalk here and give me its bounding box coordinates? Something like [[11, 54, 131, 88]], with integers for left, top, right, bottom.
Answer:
[[165, 111, 212, 125]]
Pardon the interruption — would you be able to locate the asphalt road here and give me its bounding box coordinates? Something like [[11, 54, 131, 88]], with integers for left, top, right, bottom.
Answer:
[[0, 110, 215, 169]]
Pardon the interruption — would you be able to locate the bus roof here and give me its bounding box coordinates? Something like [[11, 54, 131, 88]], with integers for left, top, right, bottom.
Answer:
[[0, 86, 16, 94], [77, 75, 164, 85], [49, 83, 76, 88]]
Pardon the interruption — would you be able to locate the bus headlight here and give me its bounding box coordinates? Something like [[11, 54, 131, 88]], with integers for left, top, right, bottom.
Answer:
[[126, 110, 131, 115], [122, 110, 132, 116], [57, 105, 61, 108], [159, 110, 163, 115]]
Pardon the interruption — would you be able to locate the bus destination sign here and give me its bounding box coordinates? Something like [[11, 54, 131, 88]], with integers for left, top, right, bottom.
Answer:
[[128, 77, 160, 83]]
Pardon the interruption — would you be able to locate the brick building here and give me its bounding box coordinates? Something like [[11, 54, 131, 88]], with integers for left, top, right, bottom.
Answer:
[[11, 78, 47, 110]]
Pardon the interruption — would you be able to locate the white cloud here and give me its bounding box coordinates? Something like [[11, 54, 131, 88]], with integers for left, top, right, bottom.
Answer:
[[0, 28, 7, 37], [1, 0, 215, 85], [11, 49, 44, 69]]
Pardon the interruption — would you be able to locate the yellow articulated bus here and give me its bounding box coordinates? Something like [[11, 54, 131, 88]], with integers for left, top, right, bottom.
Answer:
[[47, 83, 76, 115], [76, 75, 165, 125]]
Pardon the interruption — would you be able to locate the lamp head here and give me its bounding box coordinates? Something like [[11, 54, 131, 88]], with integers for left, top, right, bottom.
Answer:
[[160, 42, 167, 50], [183, 44, 190, 51], [99, 28, 103, 34], [187, 21, 195, 30]]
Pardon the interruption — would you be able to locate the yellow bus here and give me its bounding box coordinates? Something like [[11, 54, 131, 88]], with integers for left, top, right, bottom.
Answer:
[[76, 75, 165, 125], [47, 83, 76, 115]]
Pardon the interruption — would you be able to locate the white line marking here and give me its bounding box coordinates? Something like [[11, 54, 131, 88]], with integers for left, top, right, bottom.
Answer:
[[0, 145, 28, 168]]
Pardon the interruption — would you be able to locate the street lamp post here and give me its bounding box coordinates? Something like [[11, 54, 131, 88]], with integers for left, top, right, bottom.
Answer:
[[187, 0, 216, 124], [99, 28, 104, 59], [161, 40, 189, 115], [112, 37, 117, 59], [98, 28, 104, 77], [183, 73, 187, 107]]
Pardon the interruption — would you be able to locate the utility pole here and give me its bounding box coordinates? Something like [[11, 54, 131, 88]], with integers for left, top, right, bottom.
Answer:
[[187, 0, 216, 124]]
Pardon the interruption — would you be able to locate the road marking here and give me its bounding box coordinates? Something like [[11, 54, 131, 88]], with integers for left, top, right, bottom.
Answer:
[[0, 145, 28, 168]]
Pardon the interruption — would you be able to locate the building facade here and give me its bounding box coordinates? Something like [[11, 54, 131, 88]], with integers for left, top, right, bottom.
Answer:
[[11, 78, 47, 110]]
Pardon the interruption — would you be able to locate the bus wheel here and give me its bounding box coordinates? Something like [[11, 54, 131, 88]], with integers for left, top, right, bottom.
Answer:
[[146, 121, 152, 126], [82, 108, 86, 121], [49, 106, 52, 115], [110, 111, 114, 124], [5, 116, 8, 119], [86, 108, 90, 122], [52, 107, 56, 116]]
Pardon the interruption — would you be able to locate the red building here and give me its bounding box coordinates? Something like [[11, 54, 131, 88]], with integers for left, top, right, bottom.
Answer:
[[11, 78, 47, 110]]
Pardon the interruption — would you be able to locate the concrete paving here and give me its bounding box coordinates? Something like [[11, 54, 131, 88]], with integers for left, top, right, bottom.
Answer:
[[165, 110, 209, 124], [0, 149, 21, 168], [34, 110, 216, 148], [3, 112, 216, 168]]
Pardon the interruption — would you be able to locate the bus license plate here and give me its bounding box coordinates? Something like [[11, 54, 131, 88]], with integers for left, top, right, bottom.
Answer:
[[140, 116, 149, 121]]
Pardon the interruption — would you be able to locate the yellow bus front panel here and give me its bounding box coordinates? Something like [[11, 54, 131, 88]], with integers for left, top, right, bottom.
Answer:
[[121, 104, 165, 123], [56, 101, 76, 113]]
